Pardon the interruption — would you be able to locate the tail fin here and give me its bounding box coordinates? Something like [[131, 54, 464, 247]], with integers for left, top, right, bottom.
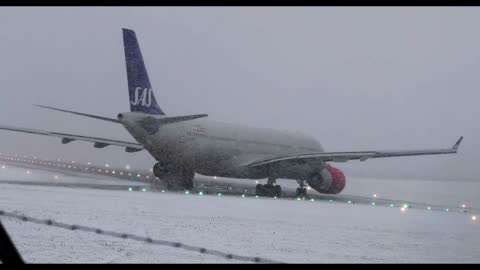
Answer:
[[123, 28, 165, 115]]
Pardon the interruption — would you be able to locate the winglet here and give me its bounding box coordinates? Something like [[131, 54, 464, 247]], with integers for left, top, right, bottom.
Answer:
[[452, 136, 463, 152]]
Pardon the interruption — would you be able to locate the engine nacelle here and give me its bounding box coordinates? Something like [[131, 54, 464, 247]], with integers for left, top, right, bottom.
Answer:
[[306, 165, 346, 194]]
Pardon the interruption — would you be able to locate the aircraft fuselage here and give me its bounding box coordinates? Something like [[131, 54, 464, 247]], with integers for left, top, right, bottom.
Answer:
[[119, 112, 325, 180]]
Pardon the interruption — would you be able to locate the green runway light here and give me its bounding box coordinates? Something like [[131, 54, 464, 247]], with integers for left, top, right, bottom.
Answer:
[[445, 208, 449, 212], [161, 190, 165, 193], [255, 195, 259, 198], [128, 187, 133, 192], [390, 204, 394, 207], [403, 204, 409, 209], [329, 200, 333, 203], [273, 197, 277, 199], [371, 202, 375, 206], [185, 191, 189, 195], [310, 199, 315, 202], [297, 197, 301, 201], [427, 206, 431, 210], [142, 188, 147, 192], [217, 193, 222, 196], [348, 201, 352, 204], [199, 191, 203, 196], [241, 194, 245, 198]]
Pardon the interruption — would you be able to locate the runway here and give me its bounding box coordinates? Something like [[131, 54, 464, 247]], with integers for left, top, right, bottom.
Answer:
[[1, 154, 479, 263], [0, 154, 478, 216]]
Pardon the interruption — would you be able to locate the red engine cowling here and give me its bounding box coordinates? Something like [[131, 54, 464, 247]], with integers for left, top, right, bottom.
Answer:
[[306, 165, 346, 194]]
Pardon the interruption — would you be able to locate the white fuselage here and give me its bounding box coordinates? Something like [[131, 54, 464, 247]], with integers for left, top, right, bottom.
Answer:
[[119, 112, 325, 180]]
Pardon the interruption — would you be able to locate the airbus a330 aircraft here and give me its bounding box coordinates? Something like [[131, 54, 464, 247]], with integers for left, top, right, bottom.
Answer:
[[0, 29, 463, 197]]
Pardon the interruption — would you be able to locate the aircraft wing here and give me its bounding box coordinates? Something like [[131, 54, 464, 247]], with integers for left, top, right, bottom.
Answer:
[[0, 124, 144, 153], [246, 136, 463, 168]]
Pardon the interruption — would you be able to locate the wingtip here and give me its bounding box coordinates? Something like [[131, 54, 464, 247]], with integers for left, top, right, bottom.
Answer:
[[453, 136, 463, 151], [33, 104, 52, 110]]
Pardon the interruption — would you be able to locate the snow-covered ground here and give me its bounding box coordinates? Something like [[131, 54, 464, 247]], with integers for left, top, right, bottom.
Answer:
[[1, 165, 479, 263]]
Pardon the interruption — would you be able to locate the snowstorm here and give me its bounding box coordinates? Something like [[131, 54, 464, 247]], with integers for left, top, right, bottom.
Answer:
[[0, 7, 479, 263]]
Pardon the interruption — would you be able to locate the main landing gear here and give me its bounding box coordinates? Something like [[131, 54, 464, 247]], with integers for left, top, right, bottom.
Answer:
[[256, 177, 282, 197], [295, 180, 307, 197], [153, 162, 194, 191]]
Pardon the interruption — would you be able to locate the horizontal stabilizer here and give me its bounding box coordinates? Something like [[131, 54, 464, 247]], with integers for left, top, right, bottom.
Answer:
[[34, 104, 120, 123], [136, 114, 208, 134]]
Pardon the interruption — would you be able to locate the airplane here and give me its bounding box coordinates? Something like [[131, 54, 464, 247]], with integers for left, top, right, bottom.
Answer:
[[0, 28, 463, 198]]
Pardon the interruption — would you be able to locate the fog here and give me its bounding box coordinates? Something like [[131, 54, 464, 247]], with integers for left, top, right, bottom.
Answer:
[[0, 7, 478, 181]]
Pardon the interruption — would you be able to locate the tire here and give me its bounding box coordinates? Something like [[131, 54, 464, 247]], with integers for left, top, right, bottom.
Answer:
[[296, 188, 306, 197], [153, 162, 194, 191], [256, 184, 263, 196], [274, 185, 282, 197]]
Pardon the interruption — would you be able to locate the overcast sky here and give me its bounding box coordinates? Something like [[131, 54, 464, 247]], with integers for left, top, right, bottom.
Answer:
[[0, 7, 478, 181]]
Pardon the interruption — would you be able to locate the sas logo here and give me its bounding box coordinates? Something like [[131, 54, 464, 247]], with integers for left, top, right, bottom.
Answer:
[[131, 87, 154, 107]]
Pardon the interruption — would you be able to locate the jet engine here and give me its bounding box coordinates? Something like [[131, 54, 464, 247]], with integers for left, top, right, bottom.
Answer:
[[306, 165, 346, 194]]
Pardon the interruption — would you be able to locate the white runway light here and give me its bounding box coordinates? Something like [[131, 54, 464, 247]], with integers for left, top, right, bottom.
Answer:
[[472, 216, 477, 221], [105, 164, 109, 168], [373, 193, 377, 198]]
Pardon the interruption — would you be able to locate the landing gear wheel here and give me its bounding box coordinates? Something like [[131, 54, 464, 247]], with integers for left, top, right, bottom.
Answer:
[[296, 187, 307, 197], [153, 162, 194, 191], [255, 184, 263, 195], [274, 185, 282, 197]]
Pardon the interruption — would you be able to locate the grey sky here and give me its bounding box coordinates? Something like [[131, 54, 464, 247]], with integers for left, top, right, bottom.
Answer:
[[0, 7, 478, 181]]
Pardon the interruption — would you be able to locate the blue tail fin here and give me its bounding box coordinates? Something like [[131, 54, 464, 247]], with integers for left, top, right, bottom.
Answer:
[[123, 28, 165, 115]]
